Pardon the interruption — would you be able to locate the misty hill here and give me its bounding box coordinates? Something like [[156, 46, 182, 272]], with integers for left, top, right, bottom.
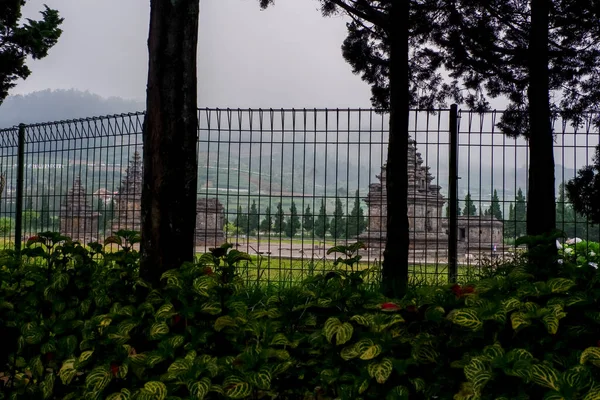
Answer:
[[0, 89, 145, 128]]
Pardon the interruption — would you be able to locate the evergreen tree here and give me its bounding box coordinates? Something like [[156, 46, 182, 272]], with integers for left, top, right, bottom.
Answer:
[[258, 0, 446, 298], [445, 202, 462, 218], [285, 201, 301, 238], [273, 202, 286, 234], [234, 206, 249, 234], [346, 190, 367, 237], [514, 188, 527, 238], [39, 196, 51, 230], [434, 0, 600, 244], [248, 200, 259, 234], [25, 196, 33, 211], [485, 190, 503, 220], [567, 146, 600, 225], [463, 193, 477, 216], [314, 199, 329, 239], [0, 2, 63, 105], [302, 205, 313, 232], [504, 203, 516, 239], [329, 197, 346, 239], [260, 206, 272, 233]]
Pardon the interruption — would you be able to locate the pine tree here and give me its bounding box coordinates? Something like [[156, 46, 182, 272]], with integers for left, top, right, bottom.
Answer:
[[260, 206, 273, 233], [567, 146, 600, 225], [463, 193, 477, 216], [330, 197, 346, 239], [433, 0, 600, 245], [485, 190, 503, 220], [39, 196, 51, 230], [504, 203, 516, 239], [285, 201, 301, 238], [314, 199, 329, 239], [273, 202, 286, 234], [248, 200, 259, 234], [346, 190, 367, 238], [0, 3, 63, 105], [234, 206, 249, 234], [302, 205, 313, 233], [514, 188, 527, 238], [25, 196, 33, 211], [95, 198, 105, 233]]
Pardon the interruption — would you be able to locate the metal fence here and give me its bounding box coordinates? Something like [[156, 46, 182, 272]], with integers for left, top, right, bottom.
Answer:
[[0, 107, 599, 285]]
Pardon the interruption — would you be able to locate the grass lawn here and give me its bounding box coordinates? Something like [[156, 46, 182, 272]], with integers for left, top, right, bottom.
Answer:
[[229, 254, 483, 287]]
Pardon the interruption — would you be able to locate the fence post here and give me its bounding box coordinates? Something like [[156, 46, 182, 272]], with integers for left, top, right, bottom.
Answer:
[[14, 123, 25, 255], [448, 105, 459, 282]]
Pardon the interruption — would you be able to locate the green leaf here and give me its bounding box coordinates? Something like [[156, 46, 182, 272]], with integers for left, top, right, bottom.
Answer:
[[547, 278, 575, 293], [410, 378, 426, 392], [531, 363, 561, 391], [214, 316, 237, 332], [270, 333, 289, 346], [350, 314, 372, 327], [464, 357, 492, 391], [543, 391, 566, 400], [77, 350, 94, 367], [386, 385, 409, 400], [511, 312, 531, 331], [223, 376, 252, 399], [59, 359, 77, 385], [562, 365, 591, 391], [141, 381, 167, 400], [323, 317, 353, 345], [85, 365, 112, 392], [360, 343, 382, 360], [189, 377, 211, 399], [148, 322, 169, 340], [41, 372, 55, 399], [105, 389, 131, 400], [155, 303, 176, 319], [447, 309, 483, 331], [542, 312, 565, 335], [368, 358, 393, 384], [199, 302, 221, 315], [482, 343, 505, 361], [168, 358, 192, 376], [193, 275, 215, 296], [341, 344, 362, 360], [249, 369, 272, 390], [581, 347, 600, 367], [583, 386, 600, 400], [357, 379, 369, 394]]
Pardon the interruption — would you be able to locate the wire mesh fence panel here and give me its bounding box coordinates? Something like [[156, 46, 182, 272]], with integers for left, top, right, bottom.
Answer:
[[1, 108, 599, 286], [0, 127, 19, 249]]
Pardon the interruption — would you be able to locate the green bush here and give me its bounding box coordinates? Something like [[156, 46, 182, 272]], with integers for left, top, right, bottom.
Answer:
[[2, 233, 600, 399]]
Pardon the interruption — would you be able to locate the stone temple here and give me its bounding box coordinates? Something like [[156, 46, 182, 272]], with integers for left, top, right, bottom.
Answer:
[[59, 176, 99, 242], [359, 137, 504, 263]]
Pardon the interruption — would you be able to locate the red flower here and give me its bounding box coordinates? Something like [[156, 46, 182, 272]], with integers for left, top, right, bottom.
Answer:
[[45, 352, 54, 362], [452, 284, 476, 298], [204, 267, 214, 275], [172, 314, 182, 325], [110, 364, 119, 377], [381, 302, 401, 311]]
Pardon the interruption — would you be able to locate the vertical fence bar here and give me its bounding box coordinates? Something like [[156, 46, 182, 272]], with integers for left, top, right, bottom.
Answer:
[[15, 123, 26, 254], [448, 105, 459, 282]]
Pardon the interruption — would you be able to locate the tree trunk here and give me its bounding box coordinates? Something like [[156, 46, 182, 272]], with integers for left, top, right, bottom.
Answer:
[[140, 0, 199, 286], [527, 0, 556, 244], [382, 0, 409, 298]]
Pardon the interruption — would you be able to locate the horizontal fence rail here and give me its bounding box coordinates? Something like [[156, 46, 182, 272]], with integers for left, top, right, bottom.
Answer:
[[0, 108, 599, 286]]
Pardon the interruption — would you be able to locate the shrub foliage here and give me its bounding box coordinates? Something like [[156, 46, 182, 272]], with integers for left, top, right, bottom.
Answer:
[[1, 232, 600, 399]]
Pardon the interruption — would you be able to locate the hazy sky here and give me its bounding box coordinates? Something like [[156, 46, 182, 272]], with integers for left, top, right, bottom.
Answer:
[[13, 0, 373, 108]]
